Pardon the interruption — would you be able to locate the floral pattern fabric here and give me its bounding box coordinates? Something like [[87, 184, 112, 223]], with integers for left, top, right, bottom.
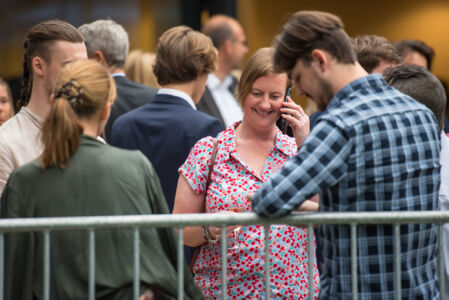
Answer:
[[179, 122, 320, 299]]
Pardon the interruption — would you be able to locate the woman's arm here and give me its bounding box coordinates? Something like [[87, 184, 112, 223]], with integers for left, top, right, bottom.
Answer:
[[173, 175, 208, 247]]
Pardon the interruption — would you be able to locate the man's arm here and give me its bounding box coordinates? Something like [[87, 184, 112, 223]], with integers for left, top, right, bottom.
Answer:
[[252, 120, 353, 217]]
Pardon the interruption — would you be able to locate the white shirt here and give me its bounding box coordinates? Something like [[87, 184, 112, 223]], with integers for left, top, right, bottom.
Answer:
[[206, 73, 243, 127], [0, 107, 43, 194], [439, 132, 449, 300], [157, 88, 196, 110]]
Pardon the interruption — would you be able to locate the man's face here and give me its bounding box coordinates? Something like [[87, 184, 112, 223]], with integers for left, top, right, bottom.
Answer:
[[371, 60, 397, 74], [43, 40, 87, 97], [228, 22, 249, 70], [402, 51, 428, 69], [291, 59, 334, 112]]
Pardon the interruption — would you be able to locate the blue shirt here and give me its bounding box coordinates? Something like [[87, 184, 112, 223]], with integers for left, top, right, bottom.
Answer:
[[252, 74, 440, 299]]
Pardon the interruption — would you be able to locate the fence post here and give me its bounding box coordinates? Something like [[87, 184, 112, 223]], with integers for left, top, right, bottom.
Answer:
[[351, 224, 357, 300]]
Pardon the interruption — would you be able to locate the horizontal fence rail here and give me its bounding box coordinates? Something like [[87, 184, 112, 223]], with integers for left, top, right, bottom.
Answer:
[[0, 211, 448, 300]]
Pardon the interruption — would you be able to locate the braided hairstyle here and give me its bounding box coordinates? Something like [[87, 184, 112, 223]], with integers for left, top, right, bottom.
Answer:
[[18, 19, 84, 109], [40, 60, 116, 169]]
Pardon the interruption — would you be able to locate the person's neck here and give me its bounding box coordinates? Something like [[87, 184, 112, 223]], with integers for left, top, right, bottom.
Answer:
[[26, 85, 51, 120], [108, 66, 125, 75], [329, 62, 368, 95], [79, 119, 101, 138], [214, 62, 232, 82], [163, 82, 195, 101], [237, 119, 277, 144]]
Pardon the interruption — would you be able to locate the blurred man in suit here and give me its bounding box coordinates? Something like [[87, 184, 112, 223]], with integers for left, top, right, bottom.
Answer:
[[111, 26, 222, 212], [79, 19, 157, 141], [197, 15, 248, 128]]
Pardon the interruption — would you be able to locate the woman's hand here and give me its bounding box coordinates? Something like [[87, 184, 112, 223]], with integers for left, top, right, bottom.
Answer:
[[206, 211, 242, 241], [280, 96, 310, 147]]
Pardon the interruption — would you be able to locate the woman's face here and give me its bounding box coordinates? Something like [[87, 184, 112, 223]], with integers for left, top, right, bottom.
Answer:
[[242, 73, 287, 131], [0, 85, 12, 126]]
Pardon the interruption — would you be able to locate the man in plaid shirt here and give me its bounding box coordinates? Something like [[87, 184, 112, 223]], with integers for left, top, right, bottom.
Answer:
[[251, 11, 440, 299]]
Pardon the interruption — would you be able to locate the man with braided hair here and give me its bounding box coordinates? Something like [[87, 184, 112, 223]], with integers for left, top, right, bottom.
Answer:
[[0, 19, 86, 195]]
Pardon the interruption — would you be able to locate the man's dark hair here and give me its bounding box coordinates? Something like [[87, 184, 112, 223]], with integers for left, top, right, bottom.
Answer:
[[353, 35, 401, 73], [273, 11, 357, 72], [395, 39, 435, 70], [384, 64, 446, 130], [19, 19, 84, 109]]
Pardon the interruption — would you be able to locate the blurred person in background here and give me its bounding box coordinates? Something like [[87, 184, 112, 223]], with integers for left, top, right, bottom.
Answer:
[[79, 19, 157, 141], [0, 78, 14, 126], [395, 39, 435, 70], [197, 14, 249, 128], [125, 49, 159, 89]]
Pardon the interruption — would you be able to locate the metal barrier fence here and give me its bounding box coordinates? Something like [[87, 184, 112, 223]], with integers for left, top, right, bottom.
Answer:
[[0, 211, 448, 300]]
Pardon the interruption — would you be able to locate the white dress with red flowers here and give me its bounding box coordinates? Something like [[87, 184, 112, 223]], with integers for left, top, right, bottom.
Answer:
[[179, 122, 320, 299]]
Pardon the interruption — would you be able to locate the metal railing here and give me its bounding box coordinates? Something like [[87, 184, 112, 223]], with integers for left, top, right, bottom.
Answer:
[[0, 211, 448, 300]]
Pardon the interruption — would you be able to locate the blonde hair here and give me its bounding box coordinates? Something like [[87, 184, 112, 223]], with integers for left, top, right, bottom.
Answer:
[[125, 49, 159, 88], [153, 25, 218, 86], [40, 59, 116, 169], [236, 47, 289, 106]]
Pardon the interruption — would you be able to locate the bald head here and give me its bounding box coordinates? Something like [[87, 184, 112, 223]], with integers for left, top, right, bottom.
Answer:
[[202, 15, 248, 71]]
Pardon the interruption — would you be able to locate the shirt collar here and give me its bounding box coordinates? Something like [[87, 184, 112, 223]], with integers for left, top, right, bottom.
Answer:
[[218, 122, 296, 162], [111, 72, 126, 78], [21, 107, 44, 129], [157, 88, 196, 110], [206, 73, 233, 90], [327, 74, 387, 111]]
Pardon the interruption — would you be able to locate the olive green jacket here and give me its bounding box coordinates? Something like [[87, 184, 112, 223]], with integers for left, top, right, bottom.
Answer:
[[1, 135, 203, 300]]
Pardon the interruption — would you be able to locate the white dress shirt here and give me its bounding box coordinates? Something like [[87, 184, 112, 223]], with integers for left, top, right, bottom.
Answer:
[[206, 73, 243, 127], [157, 88, 196, 110]]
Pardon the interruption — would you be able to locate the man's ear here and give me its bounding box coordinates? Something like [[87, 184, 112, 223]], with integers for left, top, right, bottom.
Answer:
[[32, 56, 45, 78], [221, 39, 233, 56], [93, 51, 107, 66], [311, 49, 328, 73]]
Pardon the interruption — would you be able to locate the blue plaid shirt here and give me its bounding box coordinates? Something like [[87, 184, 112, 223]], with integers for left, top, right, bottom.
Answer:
[[252, 74, 440, 299]]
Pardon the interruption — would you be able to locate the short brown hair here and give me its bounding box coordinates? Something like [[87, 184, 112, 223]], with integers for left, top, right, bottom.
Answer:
[[41, 59, 116, 169], [395, 39, 435, 70], [19, 19, 85, 109], [237, 47, 289, 106], [273, 11, 356, 73], [383, 65, 446, 130], [353, 35, 401, 73], [153, 26, 217, 86]]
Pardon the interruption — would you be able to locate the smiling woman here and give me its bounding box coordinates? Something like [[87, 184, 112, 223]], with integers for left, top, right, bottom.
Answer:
[[173, 47, 320, 299]]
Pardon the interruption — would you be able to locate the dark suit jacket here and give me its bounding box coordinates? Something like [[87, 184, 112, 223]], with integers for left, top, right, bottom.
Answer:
[[110, 93, 223, 212], [105, 76, 157, 141], [196, 76, 238, 128]]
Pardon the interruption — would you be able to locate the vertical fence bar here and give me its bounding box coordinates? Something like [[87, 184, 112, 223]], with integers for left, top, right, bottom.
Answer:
[[394, 224, 401, 300], [133, 228, 140, 300], [350, 224, 357, 300], [221, 226, 227, 300], [439, 224, 445, 300], [43, 230, 50, 300], [0, 233, 3, 300], [88, 229, 95, 300], [264, 225, 270, 300], [307, 224, 314, 300], [177, 227, 184, 300]]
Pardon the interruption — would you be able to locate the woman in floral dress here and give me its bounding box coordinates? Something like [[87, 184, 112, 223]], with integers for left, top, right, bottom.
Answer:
[[173, 47, 320, 299]]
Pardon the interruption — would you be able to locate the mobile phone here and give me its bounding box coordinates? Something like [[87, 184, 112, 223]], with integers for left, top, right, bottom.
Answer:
[[279, 87, 292, 134]]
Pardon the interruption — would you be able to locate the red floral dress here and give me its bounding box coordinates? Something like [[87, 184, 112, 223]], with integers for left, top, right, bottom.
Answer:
[[179, 122, 320, 299]]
